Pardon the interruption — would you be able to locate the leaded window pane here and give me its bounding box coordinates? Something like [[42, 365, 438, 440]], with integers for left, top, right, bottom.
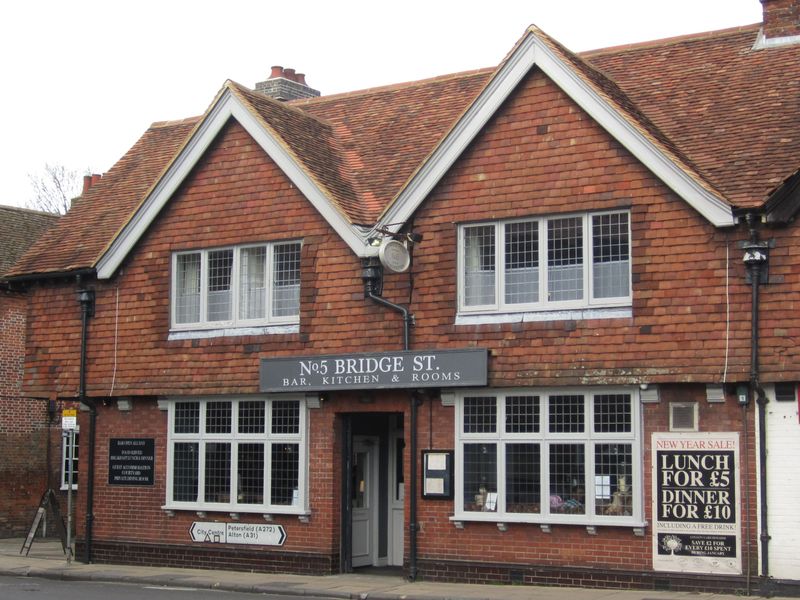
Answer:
[[505, 395, 540, 433], [504, 221, 538, 304], [204, 442, 231, 503], [239, 246, 266, 320], [594, 394, 632, 433], [271, 400, 300, 434], [173, 442, 198, 502], [237, 443, 264, 504], [549, 395, 585, 433], [463, 397, 496, 433], [271, 443, 299, 506], [594, 443, 633, 516], [207, 249, 233, 322], [549, 443, 585, 514], [273, 243, 301, 318], [206, 401, 232, 434], [506, 443, 540, 513], [464, 225, 496, 306], [175, 253, 201, 324], [238, 401, 265, 434], [463, 443, 497, 512], [592, 213, 629, 299], [548, 217, 583, 301], [174, 402, 199, 434]]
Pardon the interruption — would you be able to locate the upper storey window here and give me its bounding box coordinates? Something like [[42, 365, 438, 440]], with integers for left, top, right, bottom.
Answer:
[[458, 211, 630, 315], [171, 241, 301, 330]]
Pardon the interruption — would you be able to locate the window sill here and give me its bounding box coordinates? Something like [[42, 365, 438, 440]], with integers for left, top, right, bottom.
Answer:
[[449, 513, 646, 530], [162, 503, 308, 516], [168, 324, 299, 341], [455, 306, 631, 326]]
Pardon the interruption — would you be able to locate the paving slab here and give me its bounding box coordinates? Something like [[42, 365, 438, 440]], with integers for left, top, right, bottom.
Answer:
[[0, 537, 791, 600]]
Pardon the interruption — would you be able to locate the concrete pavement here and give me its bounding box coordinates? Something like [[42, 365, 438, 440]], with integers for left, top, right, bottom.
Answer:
[[0, 536, 790, 599]]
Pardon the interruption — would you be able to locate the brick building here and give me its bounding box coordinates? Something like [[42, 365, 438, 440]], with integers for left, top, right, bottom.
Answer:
[[0, 205, 59, 536], [4, 0, 800, 594]]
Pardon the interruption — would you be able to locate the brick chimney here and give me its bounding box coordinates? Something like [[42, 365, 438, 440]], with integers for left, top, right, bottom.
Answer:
[[760, 0, 800, 40], [255, 66, 320, 101], [82, 173, 103, 195]]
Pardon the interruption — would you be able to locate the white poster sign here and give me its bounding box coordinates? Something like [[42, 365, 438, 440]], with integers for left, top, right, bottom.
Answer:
[[652, 432, 741, 574]]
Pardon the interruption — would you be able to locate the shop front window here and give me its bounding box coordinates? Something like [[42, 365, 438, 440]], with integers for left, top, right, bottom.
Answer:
[[455, 389, 641, 525], [166, 397, 306, 513]]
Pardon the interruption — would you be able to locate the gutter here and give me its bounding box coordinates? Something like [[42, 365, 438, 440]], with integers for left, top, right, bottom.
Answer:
[[77, 285, 96, 564], [740, 213, 771, 584], [2, 267, 95, 287]]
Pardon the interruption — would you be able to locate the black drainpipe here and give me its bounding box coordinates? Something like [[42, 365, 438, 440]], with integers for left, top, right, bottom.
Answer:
[[741, 213, 770, 581], [361, 258, 418, 580], [77, 285, 96, 564]]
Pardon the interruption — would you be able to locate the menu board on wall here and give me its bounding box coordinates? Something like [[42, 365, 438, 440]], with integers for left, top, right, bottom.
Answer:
[[652, 432, 741, 574], [108, 438, 155, 486]]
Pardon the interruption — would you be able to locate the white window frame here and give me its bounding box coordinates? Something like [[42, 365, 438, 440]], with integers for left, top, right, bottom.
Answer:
[[453, 387, 644, 527], [170, 241, 301, 331], [457, 211, 631, 315], [164, 396, 308, 515], [60, 427, 79, 490]]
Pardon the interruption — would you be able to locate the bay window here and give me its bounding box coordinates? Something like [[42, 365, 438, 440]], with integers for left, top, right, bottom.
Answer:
[[172, 241, 301, 330], [459, 211, 630, 314], [455, 389, 642, 525], [166, 397, 307, 513]]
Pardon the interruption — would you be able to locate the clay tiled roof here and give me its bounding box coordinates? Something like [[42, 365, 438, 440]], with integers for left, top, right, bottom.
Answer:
[[0, 206, 59, 276], [584, 23, 800, 208], [8, 22, 800, 278], [228, 82, 363, 223], [534, 26, 722, 199], [7, 117, 199, 278], [293, 69, 492, 223]]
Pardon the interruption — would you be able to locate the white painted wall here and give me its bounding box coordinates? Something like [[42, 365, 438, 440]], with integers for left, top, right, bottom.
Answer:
[[764, 387, 800, 580]]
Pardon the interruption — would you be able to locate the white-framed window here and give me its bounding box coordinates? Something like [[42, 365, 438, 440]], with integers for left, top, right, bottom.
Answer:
[[454, 388, 643, 526], [61, 428, 79, 490], [165, 397, 308, 514], [171, 241, 301, 330], [458, 211, 630, 314]]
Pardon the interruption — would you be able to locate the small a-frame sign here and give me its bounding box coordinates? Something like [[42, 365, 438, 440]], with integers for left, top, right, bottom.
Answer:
[[20, 490, 67, 556]]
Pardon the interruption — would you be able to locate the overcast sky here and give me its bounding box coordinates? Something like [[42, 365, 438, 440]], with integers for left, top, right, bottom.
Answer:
[[0, 0, 763, 210]]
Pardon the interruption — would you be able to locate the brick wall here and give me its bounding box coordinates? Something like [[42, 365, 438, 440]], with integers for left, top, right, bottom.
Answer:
[[0, 292, 50, 536]]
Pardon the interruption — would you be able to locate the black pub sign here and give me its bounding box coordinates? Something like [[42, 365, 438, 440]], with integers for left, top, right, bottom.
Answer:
[[108, 438, 155, 486], [260, 349, 488, 393]]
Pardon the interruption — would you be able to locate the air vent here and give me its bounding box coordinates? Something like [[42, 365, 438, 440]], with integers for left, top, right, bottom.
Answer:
[[669, 402, 698, 432], [775, 383, 797, 402]]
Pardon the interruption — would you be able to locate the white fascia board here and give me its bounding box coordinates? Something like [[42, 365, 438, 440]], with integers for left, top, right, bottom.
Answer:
[[380, 32, 735, 231], [96, 92, 366, 279]]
